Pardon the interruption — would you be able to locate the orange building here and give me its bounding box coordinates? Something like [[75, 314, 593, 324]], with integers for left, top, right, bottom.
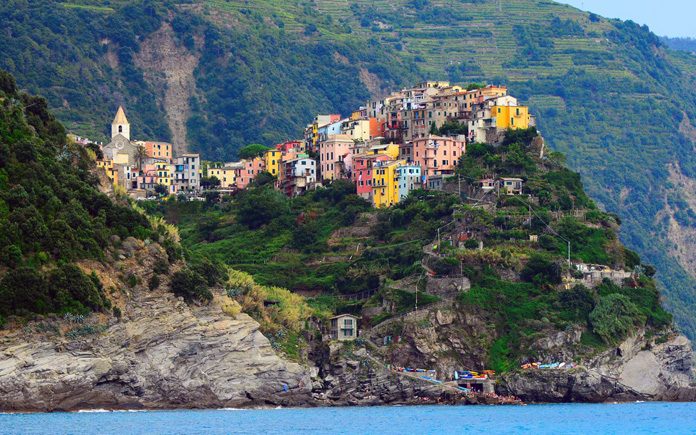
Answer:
[[143, 141, 173, 161]]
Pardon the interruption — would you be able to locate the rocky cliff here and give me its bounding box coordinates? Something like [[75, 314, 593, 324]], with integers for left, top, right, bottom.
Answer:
[[0, 294, 312, 412], [0, 241, 312, 412], [497, 332, 694, 403], [363, 303, 695, 404]]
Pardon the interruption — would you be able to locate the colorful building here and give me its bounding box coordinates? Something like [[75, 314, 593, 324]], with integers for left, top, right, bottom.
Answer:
[[208, 166, 237, 189], [319, 134, 353, 182], [97, 159, 118, 185], [281, 157, 317, 197], [142, 141, 173, 161], [235, 157, 266, 189], [400, 135, 465, 183], [172, 153, 201, 193], [264, 149, 282, 177], [155, 161, 173, 192], [353, 154, 392, 200], [372, 160, 404, 208], [396, 164, 422, 200], [492, 104, 531, 130]]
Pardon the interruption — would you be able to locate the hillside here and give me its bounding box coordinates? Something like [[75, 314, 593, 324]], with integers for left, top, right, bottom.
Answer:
[[0, 70, 156, 324], [150, 129, 674, 369], [662, 37, 696, 53], [0, 0, 694, 340], [0, 72, 693, 410]]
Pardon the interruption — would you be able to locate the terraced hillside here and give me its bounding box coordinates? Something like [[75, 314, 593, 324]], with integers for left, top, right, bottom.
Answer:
[[0, 0, 694, 339]]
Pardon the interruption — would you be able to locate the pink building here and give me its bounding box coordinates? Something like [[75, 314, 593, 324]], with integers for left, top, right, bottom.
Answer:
[[399, 135, 465, 182], [319, 134, 353, 182], [235, 157, 266, 189], [352, 154, 392, 199]]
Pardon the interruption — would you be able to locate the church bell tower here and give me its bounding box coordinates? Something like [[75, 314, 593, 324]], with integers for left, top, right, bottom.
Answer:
[[111, 105, 130, 140]]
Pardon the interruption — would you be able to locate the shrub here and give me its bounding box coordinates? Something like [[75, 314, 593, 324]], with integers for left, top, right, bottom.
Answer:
[[0, 314, 5, 329], [521, 254, 562, 286], [170, 268, 213, 303], [558, 285, 596, 321], [236, 187, 290, 229], [153, 257, 170, 275], [191, 257, 225, 286], [112, 307, 122, 319], [148, 275, 160, 291], [589, 293, 645, 344]]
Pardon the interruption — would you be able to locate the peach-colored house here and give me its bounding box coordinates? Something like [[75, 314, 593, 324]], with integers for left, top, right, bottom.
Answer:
[[319, 134, 353, 182], [142, 141, 173, 161], [399, 135, 465, 182], [235, 157, 266, 189]]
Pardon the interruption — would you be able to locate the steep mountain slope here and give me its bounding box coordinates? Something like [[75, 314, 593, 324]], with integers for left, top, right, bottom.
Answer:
[[0, 0, 694, 339], [0, 70, 158, 323]]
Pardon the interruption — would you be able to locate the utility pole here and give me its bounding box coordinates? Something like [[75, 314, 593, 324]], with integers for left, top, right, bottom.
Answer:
[[458, 174, 462, 201]]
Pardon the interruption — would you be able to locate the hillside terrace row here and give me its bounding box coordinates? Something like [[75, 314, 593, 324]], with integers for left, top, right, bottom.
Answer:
[[91, 81, 534, 206]]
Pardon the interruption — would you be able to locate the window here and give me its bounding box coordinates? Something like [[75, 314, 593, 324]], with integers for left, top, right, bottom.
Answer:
[[118, 125, 123, 133]]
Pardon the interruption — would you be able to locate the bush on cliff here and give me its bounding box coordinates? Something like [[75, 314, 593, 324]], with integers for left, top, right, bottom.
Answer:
[[170, 268, 213, 303], [589, 293, 645, 344]]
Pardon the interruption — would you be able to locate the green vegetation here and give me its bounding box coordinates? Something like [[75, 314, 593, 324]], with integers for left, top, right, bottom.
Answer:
[[0, 70, 155, 319], [154, 128, 673, 371], [4, 0, 691, 339], [237, 144, 271, 160]]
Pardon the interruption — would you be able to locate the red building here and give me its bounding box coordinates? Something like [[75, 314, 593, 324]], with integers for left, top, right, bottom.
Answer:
[[352, 154, 392, 199]]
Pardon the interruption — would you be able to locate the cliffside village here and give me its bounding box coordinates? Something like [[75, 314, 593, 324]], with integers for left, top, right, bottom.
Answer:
[[88, 81, 534, 207]]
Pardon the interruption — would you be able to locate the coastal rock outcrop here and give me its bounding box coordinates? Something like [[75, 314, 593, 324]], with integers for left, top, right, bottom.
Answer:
[[0, 290, 312, 412], [496, 332, 695, 402]]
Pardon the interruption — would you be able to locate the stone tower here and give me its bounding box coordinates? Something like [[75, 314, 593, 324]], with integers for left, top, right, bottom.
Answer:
[[111, 105, 130, 140]]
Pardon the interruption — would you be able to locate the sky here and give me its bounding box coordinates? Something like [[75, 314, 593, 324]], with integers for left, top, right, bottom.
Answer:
[[558, 0, 696, 38]]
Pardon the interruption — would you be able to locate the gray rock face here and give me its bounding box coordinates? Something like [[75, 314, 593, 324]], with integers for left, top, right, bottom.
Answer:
[[497, 333, 695, 403], [0, 291, 312, 412]]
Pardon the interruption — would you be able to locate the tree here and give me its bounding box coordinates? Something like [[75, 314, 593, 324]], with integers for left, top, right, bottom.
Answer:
[[86, 143, 103, 160], [236, 187, 290, 229], [154, 184, 168, 196], [590, 293, 645, 344], [520, 254, 562, 286], [201, 176, 221, 189], [238, 144, 270, 160], [250, 171, 276, 188], [135, 144, 148, 174], [559, 285, 596, 321], [437, 120, 468, 137]]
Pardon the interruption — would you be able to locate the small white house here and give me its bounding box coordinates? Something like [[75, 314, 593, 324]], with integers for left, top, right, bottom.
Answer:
[[499, 177, 524, 195], [330, 314, 359, 341]]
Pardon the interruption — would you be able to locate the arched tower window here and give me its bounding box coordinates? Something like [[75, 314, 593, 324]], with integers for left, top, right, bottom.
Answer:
[[118, 126, 123, 133]]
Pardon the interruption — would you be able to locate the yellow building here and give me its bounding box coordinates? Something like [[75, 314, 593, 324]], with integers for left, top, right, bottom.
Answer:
[[264, 150, 282, 177], [493, 105, 531, 130], [368, 143, 400, 160], [155, 162, 172, 190], [372, 160, 404, 208], [208, 167, 237, 188], [97, 159, 118, 185]]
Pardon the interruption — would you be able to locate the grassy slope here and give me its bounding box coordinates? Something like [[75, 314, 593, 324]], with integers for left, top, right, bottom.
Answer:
[[0, 0, 694, 338]]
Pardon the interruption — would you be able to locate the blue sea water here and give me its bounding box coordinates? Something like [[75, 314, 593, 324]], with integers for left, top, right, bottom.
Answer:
[[1, 402, 695, 435]]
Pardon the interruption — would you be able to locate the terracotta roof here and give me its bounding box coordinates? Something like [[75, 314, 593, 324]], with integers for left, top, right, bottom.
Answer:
[[112, 106, 129, 125]]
